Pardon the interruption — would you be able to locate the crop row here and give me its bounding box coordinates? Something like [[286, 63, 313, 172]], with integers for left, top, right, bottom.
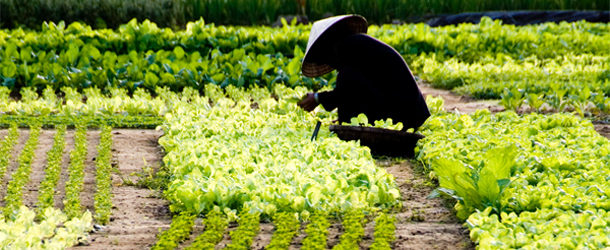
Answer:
[[3, 124, 41, 216], [93, 125, 113, 224], [225, 210, 261, 250], [36, 125, 67, 217], [332, 210, 367, 250], [0, 206, 93, 249], [301, 211, 330, 250], [0, 115, 163, 129], [265, 212, 300, 249], [0, 123, 115, 234], [369, 212, 396, 250], [151, 211, 197, 250], [417, 54, 610, 96], [414, 53, 610, 114], [0, 44, 319, 92], [2, 18, 608, 60], [0, 124, 19, 183], [416, 97, 610, 248], [184, 210, 228, 250], [63, 125, 88, 219]]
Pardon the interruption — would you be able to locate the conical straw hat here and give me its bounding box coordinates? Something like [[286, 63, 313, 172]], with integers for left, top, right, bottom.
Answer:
[[302, 15, 368, 77]]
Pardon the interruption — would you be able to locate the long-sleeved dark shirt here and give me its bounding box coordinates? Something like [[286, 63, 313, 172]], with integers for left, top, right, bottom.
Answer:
[[317, 34, 431, 130]]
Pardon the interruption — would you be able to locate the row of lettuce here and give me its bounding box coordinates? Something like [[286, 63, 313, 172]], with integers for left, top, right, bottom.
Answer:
[[2, 18, 608, 59], [1, 18, 609, 115], [0, 122, 114, 248]]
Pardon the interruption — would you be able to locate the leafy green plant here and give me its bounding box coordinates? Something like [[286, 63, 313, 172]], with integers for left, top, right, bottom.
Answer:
[[500, 87, 525, 111], [467, 207, 610, 249], [569, 86, 592, 117], [526, 93, 545, 112], [36, 125, 67, 218], [63, 125, 88, 219], [430, 146, 517, 220], [343, 113, 404, 131], [0, 206, 93, 249], [94, 126, 114, 224]]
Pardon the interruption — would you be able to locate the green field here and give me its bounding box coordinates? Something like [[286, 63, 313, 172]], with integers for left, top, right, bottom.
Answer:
[[1, 18, 610, 249]]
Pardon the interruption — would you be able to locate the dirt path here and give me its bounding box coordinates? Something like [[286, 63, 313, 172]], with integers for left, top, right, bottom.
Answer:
[[382, 160, 474, 250], [23, 129, 54, 207], [418, 83, 504, 114], [73, 129, 170, 250], [594, 123, 610, 140], [55, 130, 76, 209]]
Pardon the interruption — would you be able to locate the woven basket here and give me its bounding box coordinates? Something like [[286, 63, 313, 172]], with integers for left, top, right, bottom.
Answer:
[[329, 125, 425, 157]]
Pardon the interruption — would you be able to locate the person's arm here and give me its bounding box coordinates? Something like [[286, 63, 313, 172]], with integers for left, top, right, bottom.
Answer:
[[297, 89, 340, 112]]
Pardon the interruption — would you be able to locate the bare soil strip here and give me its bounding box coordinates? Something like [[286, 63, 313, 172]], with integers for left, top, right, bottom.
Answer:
[[0, 129, 30, 207], [23, 129, 54, 207], [81, 130, 101, 214], [55, 130, 76, 209], [73, 129, 170, 250], [594, 123, 610, 140], [383, 161, 474, 250]]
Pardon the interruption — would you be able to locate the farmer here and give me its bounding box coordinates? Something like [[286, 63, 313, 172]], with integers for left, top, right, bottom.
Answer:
[[297, 15, 430, 131]]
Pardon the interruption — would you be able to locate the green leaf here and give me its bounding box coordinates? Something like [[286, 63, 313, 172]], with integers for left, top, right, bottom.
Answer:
[[20, 47, 34, 62], [145, 72, 160, 86], [482, 146, 517, 179], [2, 61, 17, 78], [174, 46, 185, 60], [477, 167, 500, 207], [357, 113, 368, 125]]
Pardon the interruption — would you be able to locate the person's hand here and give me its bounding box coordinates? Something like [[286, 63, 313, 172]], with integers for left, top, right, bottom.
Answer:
[[297, 93, 318, 112]]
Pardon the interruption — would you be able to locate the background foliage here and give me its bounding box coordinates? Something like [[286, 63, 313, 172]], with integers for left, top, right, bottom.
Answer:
[[1, 0, 608, 29]]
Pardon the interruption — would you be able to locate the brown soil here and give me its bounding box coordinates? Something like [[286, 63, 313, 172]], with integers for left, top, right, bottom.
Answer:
[[594, 123, 610, 140], [73, 129, 170, 250], [418, 83, 504, 114], [0, 129, 30, 207]]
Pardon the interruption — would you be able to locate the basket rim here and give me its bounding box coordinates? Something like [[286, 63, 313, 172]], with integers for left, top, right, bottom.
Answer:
[[329, 125, 425, 138]]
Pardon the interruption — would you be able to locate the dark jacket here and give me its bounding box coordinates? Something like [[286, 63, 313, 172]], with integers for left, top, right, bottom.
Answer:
[[317, 34, 431, 130]]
